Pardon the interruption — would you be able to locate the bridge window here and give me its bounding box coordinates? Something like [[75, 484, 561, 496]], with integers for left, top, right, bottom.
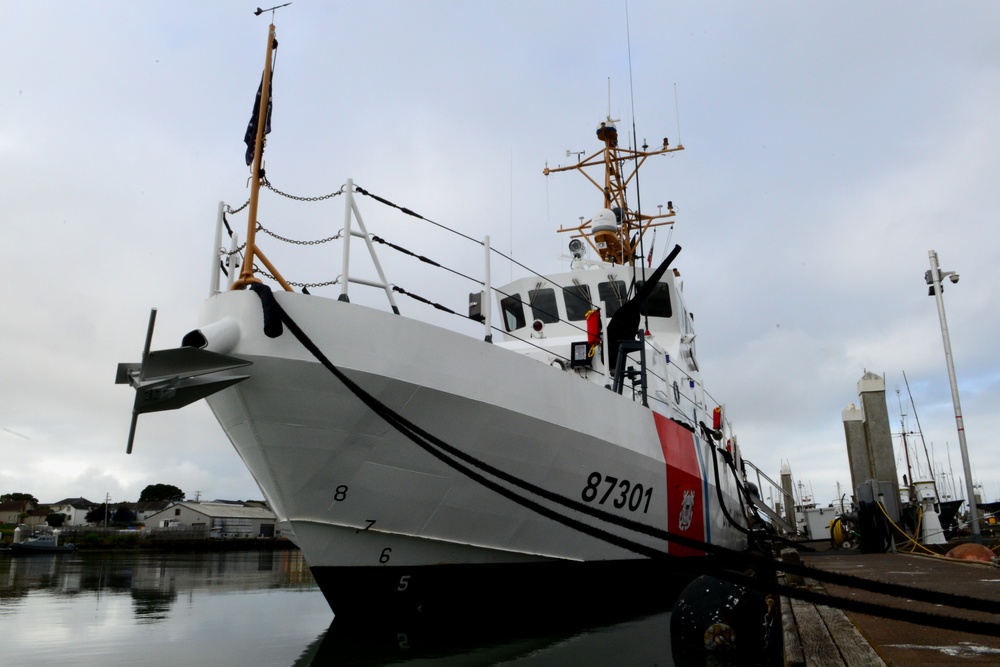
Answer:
[[529, 288, 560, 324], [500, 294, 526, 331], [563, 284, 593, 321], [636, 281, 672, 318], [598, 280, 628, 318]]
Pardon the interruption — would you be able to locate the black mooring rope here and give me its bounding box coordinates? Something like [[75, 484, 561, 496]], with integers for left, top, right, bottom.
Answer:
[[249, 286, 1000, 636]]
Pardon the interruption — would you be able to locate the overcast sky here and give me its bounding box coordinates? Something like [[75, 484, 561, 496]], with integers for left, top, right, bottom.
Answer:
[[3, 2, 999, 511]]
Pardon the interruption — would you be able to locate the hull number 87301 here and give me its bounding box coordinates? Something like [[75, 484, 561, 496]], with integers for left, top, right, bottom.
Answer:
[[581, 472, 654, 513]]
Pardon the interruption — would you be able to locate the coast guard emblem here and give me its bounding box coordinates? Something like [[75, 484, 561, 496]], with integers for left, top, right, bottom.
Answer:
[[678, 489, 695, 531]]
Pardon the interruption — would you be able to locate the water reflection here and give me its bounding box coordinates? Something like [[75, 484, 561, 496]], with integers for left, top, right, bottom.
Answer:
[[0, 549, 313, 623], [2, 550, 678, 666], [2, 549, 330, 667], [296, 602, 674, 665]]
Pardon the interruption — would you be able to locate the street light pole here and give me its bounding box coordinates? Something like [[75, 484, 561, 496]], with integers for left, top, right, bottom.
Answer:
[[925, 250, 980, 543]]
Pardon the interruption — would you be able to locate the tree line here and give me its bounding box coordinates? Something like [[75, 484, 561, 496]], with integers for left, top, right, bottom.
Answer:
[[2, 484, 185, 527]]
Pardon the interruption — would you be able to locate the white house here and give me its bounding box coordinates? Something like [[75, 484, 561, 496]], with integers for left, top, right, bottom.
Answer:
[[0, 499, 34, 525], [47, 498, 97, 526], [144, 501, 277, 538]]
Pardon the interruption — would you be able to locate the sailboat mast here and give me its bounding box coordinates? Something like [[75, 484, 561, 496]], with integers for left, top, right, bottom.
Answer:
[[903, 370, 940, 500], [901, 429, 914, 497], [235, 23, 277, 288]]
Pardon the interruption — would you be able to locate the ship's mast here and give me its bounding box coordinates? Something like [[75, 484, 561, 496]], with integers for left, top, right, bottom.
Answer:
[[546, 119, 684, 265], [232, 21, 292, 292], [903, 370, 940, 501], [896, 388, 915, 501]]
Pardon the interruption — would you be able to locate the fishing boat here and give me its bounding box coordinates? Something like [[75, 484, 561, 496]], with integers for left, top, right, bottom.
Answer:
[[117, 20, 760, 617]]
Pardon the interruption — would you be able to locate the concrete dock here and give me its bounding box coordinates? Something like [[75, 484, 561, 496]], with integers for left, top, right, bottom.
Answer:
[[782, 550, 1000, 666]]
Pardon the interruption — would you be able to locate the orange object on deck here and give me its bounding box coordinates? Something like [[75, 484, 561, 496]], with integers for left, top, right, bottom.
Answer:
[[944, 542, 995, 562]]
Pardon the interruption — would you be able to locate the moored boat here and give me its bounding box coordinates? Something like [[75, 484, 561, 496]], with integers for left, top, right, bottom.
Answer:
[[11, 533, 77, 554], [117, 18, 767, 617]]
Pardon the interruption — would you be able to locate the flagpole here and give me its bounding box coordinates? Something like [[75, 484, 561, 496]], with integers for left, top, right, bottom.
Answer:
[[233, 23, 277, 289]]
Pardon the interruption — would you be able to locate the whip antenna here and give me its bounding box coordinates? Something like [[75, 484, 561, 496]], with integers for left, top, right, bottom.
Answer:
[[624, 0, 648, 287], [674, 83, 682, 146]]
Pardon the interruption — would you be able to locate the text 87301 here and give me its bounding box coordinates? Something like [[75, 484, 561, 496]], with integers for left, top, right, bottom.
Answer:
[[581, 472, 653, 513]]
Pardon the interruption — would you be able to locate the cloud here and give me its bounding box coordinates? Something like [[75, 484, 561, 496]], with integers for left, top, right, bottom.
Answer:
[[3, 2, 999, 510]]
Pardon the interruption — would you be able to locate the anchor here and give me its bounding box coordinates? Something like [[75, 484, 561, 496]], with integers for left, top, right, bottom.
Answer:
[[115, 308, 251, 454]]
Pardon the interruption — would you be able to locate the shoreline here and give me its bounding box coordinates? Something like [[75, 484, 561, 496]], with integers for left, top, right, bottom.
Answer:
[[0, 535, 299, 553]]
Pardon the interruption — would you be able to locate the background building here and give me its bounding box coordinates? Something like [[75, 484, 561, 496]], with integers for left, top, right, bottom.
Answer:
[[144, 501, 276, 538]]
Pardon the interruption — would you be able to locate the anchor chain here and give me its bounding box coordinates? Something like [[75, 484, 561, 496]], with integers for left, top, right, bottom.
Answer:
[[261, 177, 344, 202], [225, 199, 251, 215], [252, 264, 339, 289], [223, 178, 342, 215], [256, 222, 341, 246]]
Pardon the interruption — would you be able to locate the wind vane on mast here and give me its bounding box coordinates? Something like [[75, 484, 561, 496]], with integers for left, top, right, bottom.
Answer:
[[255, 3, 292, 17]]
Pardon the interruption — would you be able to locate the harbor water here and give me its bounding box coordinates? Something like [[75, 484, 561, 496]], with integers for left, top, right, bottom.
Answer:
[[0, 549, 675, 666]]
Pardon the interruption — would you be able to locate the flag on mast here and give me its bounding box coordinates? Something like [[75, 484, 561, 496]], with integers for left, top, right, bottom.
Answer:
[[647, 229, 656, 267], [244, 69, 274, 166]]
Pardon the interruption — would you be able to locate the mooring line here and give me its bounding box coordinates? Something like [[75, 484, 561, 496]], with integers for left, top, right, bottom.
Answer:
[[255, 288, 1000, 635]]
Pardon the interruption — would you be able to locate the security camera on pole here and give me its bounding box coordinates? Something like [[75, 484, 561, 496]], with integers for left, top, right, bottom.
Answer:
[[925, 249, 980, 543]]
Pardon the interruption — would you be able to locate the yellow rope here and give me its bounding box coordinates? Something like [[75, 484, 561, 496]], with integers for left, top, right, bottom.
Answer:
[[830, 517, 844, 547], [907, 506, 925, 553], [875, 502, 999, 555], [876, 501, 940, 556]]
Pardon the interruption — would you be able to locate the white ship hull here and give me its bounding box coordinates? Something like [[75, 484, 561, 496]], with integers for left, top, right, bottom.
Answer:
[[196, 289, 747, 613]]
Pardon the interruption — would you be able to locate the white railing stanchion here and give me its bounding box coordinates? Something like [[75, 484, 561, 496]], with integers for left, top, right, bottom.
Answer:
[[211, 201, 225, 296], [484, 235, 493, 342], [339, 180, 355, 303]]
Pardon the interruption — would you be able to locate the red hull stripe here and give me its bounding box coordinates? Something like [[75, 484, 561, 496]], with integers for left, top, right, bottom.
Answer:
[[653, 412, 707, 556]]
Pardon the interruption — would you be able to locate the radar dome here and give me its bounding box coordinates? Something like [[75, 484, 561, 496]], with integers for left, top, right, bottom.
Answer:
[[591, 209, 618, 234]]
